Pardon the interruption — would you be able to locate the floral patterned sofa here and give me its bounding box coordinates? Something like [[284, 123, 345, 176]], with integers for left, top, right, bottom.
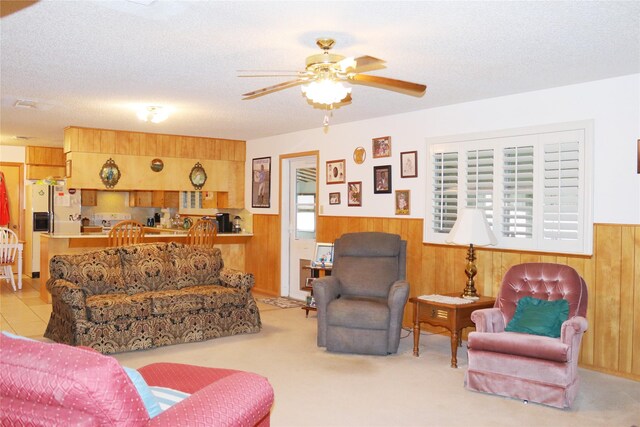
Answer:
[[44, 242, 261, 354]]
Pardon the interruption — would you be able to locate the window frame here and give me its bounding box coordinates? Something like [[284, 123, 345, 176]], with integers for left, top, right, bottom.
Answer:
[[424, 121, 593, 255]]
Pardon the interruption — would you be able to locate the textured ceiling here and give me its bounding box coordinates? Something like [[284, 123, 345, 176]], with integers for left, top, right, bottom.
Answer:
[[1, 1, 638, 148]]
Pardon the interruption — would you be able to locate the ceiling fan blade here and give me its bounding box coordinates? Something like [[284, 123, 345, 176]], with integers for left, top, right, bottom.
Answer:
[[242, 79, 306, 99], [353, 56, 386, 73], [350, 74, 426, 96]]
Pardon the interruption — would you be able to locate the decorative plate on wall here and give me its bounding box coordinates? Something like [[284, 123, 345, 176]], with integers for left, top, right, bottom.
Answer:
[[99, 158, 121, 189], [150, 158, 164, 172], [189, 162, 207, 190], [353, 146, 366, 164]]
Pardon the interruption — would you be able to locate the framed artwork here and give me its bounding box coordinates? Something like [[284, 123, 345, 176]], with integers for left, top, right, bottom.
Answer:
[[400, 151, 418, 178], [353, 146, 366, 164], [372, 136, 391, 158], [305, 277, 315, 290], [252, 157, 271, 208], [313, 242, 334, 267], [374, 165, 392, 194], [99, 158, 121, 189], [395, 190, 410, 215], [348, 181, 362, 206], [326, 159, 346, 184], [65, 159, 72, 178], [329, 192, 341, 205]]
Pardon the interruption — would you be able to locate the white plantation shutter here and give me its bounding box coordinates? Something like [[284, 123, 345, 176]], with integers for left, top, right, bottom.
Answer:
[[502, 146, 534, 238], [543, 141, 580, 241], [432, 151, 458, 232], [425, 121, 592, 254], [466, 149, 494, 226]]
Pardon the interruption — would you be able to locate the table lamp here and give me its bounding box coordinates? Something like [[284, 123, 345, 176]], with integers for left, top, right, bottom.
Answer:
[[446, 208, 497, 299]]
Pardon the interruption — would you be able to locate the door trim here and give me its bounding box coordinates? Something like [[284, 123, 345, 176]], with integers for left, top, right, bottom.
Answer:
[[279, 151, 319, 297], [0, 162, 25, 240]]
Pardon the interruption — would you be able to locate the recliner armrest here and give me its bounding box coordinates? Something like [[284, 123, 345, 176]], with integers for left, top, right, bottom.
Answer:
[[149, 371, 274, 427], [313, 276, 341, 347], [387, 280, 409, 308], [470, 307, 505, 333]]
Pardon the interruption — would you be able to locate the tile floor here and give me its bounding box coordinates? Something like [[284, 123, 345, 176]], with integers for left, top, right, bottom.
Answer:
[[0, 275, 51, 338]]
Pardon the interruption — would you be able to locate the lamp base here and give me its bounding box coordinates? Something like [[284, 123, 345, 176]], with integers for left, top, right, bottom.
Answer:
[[461, 244, 480, 299]]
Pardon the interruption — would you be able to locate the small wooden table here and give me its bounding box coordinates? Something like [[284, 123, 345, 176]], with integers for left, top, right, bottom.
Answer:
[[410, 293, 495, 368], [301, 265, 331, 317]]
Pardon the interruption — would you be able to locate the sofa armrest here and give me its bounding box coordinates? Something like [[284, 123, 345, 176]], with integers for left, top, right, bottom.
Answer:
[[470, 307, 505, 333], [46, 279, 87, 321], [149, 371, 274, 427], [219, 268, 255, 290], [313, 276, 341, 347]]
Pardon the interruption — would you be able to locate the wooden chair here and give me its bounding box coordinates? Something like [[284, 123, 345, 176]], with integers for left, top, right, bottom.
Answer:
[[187, 218, 217, 247], [108, 220, 145, 247], [0, 227, 19, 291]]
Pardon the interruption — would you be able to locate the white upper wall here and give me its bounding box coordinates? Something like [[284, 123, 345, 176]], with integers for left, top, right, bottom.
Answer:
[[246, 74, 640, 225], [0, 145, 26, 163]]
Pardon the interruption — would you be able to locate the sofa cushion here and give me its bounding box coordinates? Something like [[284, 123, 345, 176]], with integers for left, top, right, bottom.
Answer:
[[168, 243, 223, 288], [49, 248, 125, 295], [86, 293, 152, 323], [327, 296, 389, 329], [468, 331, 570, 362], [190, 285, 247, 309], [151, 289, 204, 315], [120, 243, 177, 293]]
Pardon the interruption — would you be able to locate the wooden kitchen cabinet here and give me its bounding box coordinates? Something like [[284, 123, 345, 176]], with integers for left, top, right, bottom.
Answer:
[[81, 189, 97, 206], [129, 190, 179, 208], [129, 191, 154, 207]]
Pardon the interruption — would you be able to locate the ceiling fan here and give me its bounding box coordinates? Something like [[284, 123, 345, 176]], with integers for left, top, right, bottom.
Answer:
[[239, 38, 427, 118]]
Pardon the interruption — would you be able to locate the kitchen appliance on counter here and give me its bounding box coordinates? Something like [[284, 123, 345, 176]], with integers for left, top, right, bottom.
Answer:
[[25, 183, 82, 277], [216, 213, 232, 233], [93, 213, 132, 232], [232, 215, 243, 233]]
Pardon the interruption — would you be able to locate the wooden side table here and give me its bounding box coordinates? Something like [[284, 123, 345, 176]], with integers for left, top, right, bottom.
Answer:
[[410, 293, 495, 368], [301, 265, 332, 317]]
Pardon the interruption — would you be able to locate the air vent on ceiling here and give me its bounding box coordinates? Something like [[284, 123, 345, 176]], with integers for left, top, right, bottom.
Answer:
[[14, 99, 38, 109]]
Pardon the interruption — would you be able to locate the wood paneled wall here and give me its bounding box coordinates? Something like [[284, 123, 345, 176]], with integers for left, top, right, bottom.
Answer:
[[248, 214, 639, 380]]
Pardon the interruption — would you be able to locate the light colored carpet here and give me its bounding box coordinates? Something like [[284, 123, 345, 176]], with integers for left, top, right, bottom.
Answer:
[[114, 300, 640, 427]]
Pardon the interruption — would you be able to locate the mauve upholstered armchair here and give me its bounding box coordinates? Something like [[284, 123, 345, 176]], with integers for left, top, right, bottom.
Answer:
[[465, 263, 588, 408], [314, 232, 410, 355]]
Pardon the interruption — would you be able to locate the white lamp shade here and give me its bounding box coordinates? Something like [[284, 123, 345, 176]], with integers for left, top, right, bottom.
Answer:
[[446, 208, 497, 246]]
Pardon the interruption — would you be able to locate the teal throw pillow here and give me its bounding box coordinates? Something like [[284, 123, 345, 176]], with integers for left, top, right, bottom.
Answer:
[[505, 296, 569, 338]]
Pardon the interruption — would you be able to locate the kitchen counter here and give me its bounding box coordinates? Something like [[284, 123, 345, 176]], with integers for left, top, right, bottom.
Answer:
[[39, 232, 253, 302]]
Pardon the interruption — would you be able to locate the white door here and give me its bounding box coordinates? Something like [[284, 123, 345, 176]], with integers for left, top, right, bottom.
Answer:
[[286, 156, 317, 301]]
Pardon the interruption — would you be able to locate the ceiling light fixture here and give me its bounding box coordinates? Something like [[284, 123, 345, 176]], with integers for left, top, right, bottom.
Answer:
[[137, 106, 169, 123], [301, 79, 351, 106]]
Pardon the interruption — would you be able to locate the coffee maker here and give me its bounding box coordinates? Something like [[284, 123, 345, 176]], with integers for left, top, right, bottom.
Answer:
[[215, 213, 232, 233]]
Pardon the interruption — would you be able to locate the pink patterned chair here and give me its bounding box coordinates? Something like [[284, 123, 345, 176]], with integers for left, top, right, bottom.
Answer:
[[465, 263, 588, 408], [0, 333, 274, 426]]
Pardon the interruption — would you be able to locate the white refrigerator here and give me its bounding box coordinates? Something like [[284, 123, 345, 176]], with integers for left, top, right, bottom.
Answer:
[[25, 184, 81, 277]]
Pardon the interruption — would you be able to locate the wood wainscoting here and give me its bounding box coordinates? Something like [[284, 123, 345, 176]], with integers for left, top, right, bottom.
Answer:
[[247, 214, 640, 380]]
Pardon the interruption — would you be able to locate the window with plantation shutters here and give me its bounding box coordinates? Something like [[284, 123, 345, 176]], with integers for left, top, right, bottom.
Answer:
[[432, 151, 458, 233], [425, 121, 593, 255], [502, 145, 534, 238], [466, 149, 494, 226]]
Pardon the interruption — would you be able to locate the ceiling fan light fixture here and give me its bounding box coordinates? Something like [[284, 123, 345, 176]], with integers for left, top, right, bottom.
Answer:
[[137, 105, 169, 123], [301, 79, 351, 105]]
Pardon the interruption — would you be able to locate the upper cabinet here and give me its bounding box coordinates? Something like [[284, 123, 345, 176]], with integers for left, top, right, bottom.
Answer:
[[25, 146, 65, 180], [64, 127, 245, 208]]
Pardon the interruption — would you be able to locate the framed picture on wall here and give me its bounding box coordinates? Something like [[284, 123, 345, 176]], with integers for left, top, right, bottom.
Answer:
[[252, 157, 271, 208], [329, 192, 341, 205], [372, 136, 391, 158], [374, 165, 392, 194], [395, 190, 410, 215], [348, 181, 362, 206], [326, 159, 346, 184], [400, 151, 418, 178]]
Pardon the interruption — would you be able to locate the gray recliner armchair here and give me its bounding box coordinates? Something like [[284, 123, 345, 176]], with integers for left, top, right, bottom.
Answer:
[[314, 232, 410, 355]]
